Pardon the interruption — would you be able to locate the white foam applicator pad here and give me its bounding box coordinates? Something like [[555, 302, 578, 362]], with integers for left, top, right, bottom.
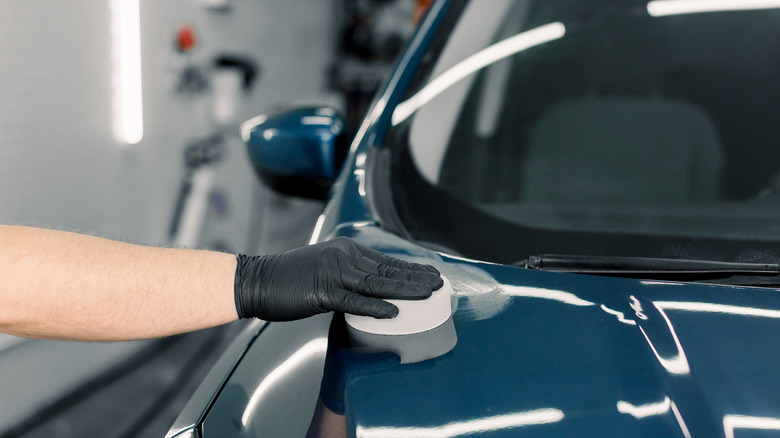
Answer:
[[346, 276, 453, 335]]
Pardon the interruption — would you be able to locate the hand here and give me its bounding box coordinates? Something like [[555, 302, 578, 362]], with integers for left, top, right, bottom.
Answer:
[[234, 237, 443, 321]]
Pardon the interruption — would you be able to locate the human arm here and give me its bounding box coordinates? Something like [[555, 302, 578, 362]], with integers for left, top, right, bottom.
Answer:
[[0, 226, 442, 341], [0, 225, 238, 341]]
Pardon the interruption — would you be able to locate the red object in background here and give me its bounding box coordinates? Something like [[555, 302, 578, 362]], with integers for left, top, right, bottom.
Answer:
[[175, 25, 198, 53], [412, 0, 434, 25]]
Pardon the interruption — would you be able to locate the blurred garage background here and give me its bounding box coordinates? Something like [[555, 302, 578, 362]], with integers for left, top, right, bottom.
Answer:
[[0, 0, 424, 436]]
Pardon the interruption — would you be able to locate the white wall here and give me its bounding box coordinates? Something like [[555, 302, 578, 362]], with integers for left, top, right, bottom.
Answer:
[[0, 0, 336, 432], [0, 0, 336, 247]]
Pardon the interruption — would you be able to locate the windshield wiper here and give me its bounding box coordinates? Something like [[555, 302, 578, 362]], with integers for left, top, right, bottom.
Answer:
[[521, 254, 780, 281]]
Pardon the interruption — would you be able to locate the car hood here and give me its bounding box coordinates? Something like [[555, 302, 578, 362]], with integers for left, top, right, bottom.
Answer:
[[342, 225, 780, 438]]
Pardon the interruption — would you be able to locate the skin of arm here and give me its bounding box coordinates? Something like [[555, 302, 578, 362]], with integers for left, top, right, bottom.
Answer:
[[0, 225, 239, 341]]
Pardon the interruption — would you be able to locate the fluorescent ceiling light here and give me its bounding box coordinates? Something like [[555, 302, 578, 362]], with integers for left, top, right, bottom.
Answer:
[[647, 0, 780, 17], [392, 22, 565, 126], [110, 0, 144, 145]]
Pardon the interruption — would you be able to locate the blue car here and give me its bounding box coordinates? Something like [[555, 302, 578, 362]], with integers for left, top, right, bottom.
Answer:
[[167, 0, 780, 436]]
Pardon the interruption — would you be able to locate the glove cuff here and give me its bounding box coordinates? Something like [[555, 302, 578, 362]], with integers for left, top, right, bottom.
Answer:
[[234, 254, 249, 318], [234, 253, 268, 319]]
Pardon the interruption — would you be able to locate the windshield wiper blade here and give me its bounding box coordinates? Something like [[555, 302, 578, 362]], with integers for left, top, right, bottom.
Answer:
[[522, 254, 780, 277]]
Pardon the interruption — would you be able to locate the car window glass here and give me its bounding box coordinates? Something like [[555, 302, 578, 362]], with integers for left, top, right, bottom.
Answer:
[[403, 0, 516, 184], [386, 0, 780, 264]]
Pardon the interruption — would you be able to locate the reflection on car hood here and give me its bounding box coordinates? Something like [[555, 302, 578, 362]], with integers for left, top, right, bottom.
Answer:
[[342, 225, 780, 438]]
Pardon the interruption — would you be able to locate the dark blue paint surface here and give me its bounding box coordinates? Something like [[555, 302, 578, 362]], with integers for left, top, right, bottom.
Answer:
[[334, 226, 780, 437], [246, 107, 344, 179]]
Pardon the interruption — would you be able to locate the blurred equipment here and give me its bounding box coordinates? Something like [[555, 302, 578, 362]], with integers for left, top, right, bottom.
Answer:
[[174, 24, 199, 53], [171, 23, 209, 97], [211, 55, 258, 125], [331, 0, 431, 130], [168, 133, 225, 249], [200, 0, 232, 11], [167, 44, 258, 249]]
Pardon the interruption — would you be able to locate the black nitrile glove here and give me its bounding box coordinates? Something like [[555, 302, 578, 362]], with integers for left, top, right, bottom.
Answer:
[[234, 237, 443, 321]]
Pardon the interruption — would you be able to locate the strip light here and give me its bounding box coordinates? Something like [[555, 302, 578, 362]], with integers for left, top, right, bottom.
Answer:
[[308, 214, 327, 245], [356, 408, 564, 438], [647, 0, 780, 17], [110, 0, 144, 145], [600, 305, 637, 325], [240, 114, 268, 142], [392, 22, 565, 126], [724, 415, 780, 438], [655, 301, 780, 319], [670, 401, 693, 438], [638, 305, 691, 375], [504, 285, 595, 307], [617, 397, 671, 418]]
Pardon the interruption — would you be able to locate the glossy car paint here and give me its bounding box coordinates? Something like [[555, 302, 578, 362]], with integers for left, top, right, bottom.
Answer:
[[168, 1, 780, 437], [194, 217, 780, 437], [244, 107, 345, 180], [165, 320, 266, 438], [200, 314, 331, 437], [339, 226, 780, 437]]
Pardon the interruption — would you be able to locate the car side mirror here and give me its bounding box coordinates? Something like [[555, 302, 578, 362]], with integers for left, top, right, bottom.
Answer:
[[241, 107, 349, 200]]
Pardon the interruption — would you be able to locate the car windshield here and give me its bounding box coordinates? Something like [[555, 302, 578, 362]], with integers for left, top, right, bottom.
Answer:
[[384, 0, 780, 265]]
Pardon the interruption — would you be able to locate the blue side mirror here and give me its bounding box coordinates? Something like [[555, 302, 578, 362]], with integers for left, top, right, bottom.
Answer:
[[241, 107, 348, 200]]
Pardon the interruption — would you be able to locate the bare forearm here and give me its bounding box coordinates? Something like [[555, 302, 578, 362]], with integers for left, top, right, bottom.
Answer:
[[0, 225, 238, 341]]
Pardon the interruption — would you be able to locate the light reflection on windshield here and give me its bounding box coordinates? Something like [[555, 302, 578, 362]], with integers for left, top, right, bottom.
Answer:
[[391, 22, 565, 126], [387, 0, 780, 265], [648, 0, 780, 17]]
